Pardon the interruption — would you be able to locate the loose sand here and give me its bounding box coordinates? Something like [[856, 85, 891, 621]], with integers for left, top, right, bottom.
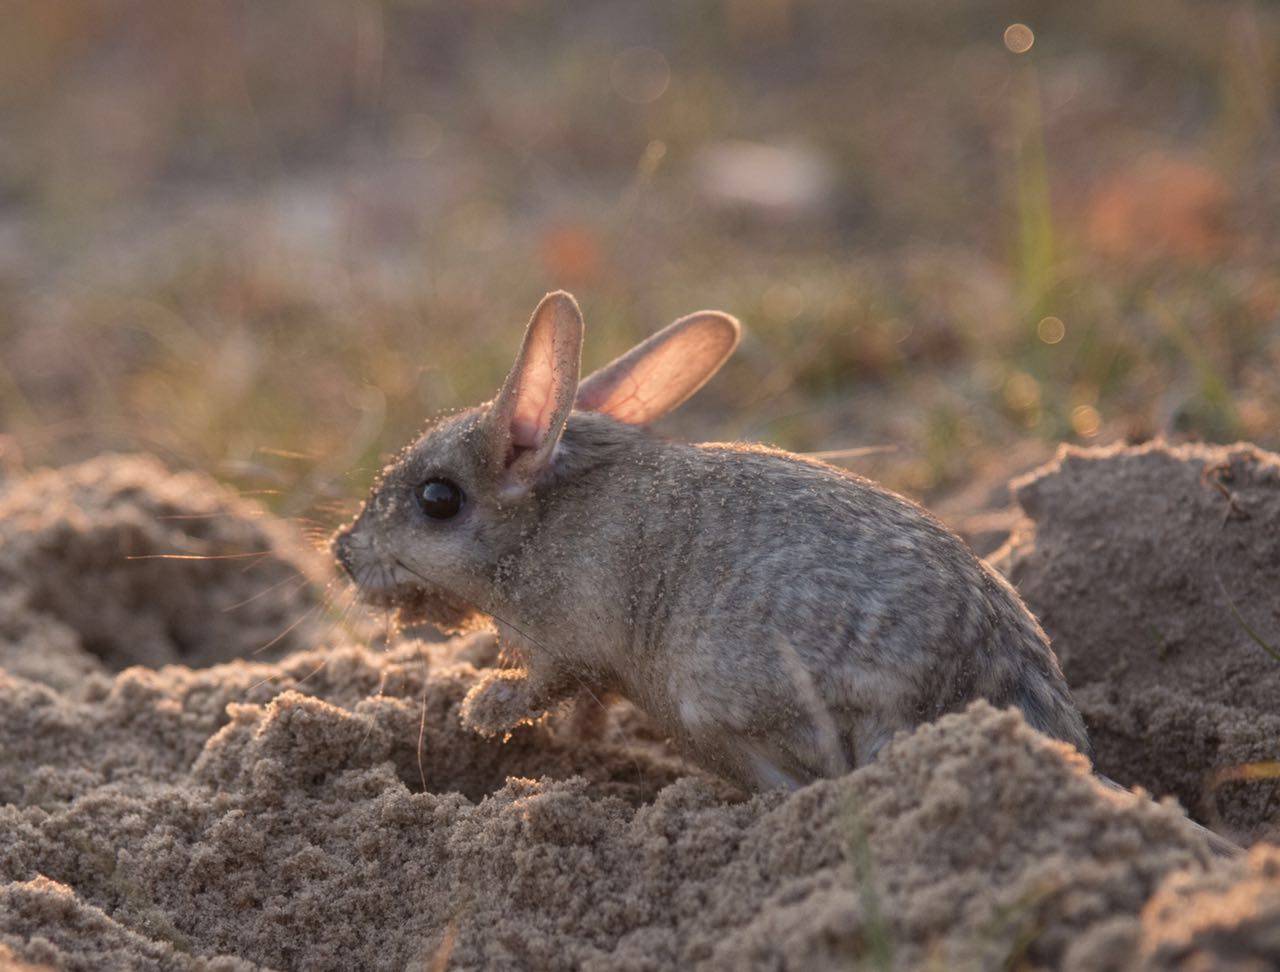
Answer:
[[997, 441, 1280, 846], [1, 446, 1277, 970]]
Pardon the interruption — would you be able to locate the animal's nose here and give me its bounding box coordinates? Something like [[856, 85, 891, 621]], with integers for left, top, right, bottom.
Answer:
[[331, 529, 357, 581]]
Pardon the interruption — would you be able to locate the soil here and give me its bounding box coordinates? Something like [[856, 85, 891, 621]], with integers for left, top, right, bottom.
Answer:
[[0, 455, 324, 679], [996, 441, 1280, 846], [2, 447, 1278, 970]]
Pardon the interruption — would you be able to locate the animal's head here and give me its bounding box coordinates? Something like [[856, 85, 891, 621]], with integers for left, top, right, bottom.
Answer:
[[332, 290, 739, 630]]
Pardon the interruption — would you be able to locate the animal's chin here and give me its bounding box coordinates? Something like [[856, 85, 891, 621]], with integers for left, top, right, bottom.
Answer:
[[359, 582, 483, 634]]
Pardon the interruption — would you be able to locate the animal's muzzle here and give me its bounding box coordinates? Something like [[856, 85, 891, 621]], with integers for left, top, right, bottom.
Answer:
[[331, 528, 357, 581]]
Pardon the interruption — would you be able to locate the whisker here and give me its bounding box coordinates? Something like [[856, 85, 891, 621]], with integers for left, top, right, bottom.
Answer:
[[155, 511, 262, 521], [417, 641, 430, 792], [801, 444, 899, 462], [244, 668, 283, 696], [321, 579, 372, 648], [291, 657, 330, 689], [251, 606, 319, 656], [305, 588, 351, 651], [223, 573, 308, 613], [239, 552, 276, 574], [352, 662, 390, 755], [127, 551, 273, 561], [312, 501, 359, 516]]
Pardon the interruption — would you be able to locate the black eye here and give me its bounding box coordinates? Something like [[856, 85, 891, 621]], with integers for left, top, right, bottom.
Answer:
[[417, 478, 464, 520]]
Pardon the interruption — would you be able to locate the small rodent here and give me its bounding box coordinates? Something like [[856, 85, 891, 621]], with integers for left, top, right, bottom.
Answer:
[[333, 291, 1090, 790]]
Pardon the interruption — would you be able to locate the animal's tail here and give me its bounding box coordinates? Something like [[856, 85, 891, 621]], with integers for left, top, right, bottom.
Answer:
[[1013, 676, 1093, 760], [1094, 773, 1242, 858], [980, 561, 1093, 759]]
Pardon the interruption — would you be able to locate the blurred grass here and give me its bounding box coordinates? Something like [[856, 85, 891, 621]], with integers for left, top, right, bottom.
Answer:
[[0, 0, 1277, 533]]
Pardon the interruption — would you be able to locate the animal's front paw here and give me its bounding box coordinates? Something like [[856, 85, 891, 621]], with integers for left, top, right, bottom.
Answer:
[[459, 669, 548, 737]]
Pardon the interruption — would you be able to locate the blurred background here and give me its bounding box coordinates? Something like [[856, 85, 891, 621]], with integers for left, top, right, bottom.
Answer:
[[1, 0, 1277, 537]]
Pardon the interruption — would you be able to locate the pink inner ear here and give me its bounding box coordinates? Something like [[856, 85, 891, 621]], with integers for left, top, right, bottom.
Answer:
[[505, 337, 563, 452], [574, 311, 739, 426], [493, 290, 584, 476], [509, 416, 541, 449]]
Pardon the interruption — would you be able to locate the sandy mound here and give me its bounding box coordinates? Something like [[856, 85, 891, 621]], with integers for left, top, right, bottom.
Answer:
[[998, 441, 1280, 844], [0, 455, 324, 685], [1137, 845, 1280, 968], [1, 450, 1277, 970]]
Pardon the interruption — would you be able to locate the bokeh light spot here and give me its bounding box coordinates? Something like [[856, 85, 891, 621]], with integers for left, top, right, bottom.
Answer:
[[1004, 24, 1035, 54], [611, 47, 671, 104], [1004, 372, 1040, 411], [1071, 404, 1101, 437], [1037, 316, 1065, 344]]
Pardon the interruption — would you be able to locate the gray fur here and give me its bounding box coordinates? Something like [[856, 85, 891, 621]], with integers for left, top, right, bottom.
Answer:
[[333, 291, 1090, 792]]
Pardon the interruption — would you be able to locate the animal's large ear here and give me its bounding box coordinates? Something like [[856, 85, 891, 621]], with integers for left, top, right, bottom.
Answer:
[[487, 291, 584, 493], [575, 310, 740, 425]]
